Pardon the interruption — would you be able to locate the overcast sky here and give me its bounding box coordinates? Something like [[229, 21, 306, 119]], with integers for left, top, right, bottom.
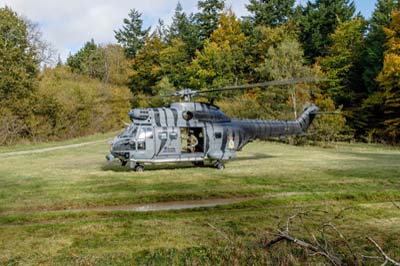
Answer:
[[2, 0, 377, 62]]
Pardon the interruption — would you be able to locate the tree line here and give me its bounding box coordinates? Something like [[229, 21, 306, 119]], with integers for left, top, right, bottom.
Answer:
[[1, 0, 400, 145]]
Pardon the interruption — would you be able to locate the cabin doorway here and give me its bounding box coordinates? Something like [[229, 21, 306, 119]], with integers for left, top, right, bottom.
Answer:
[[180, 127, 204, 154]]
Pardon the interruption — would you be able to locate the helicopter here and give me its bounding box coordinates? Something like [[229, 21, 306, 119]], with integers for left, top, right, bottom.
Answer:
[[106, 78, 322, 172]]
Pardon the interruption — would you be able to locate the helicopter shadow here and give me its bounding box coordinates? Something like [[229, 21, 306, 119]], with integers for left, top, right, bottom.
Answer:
[[232, 153, 275, 161], [101, 153, 274, 172], [101, 162, 217, 172]]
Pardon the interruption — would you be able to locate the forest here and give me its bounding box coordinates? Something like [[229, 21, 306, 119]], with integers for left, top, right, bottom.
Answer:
[[1, 0, 399, 145]]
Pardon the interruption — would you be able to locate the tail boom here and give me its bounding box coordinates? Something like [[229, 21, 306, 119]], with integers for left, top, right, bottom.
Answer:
[[233, 105, 319, 141]]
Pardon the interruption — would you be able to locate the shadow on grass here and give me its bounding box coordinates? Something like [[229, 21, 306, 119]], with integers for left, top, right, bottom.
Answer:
[[232, 153, 274, 161], [101, 153, 274, 172], [101, 162, 215, 172]]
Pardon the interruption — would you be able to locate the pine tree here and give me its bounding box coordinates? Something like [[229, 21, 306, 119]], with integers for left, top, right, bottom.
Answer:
[[114, 9, 150, 58], [168, 3, 201, 57], [363, 0, 399, 94], [195, 0, 225, 40], [298, 0, 355, 62], [169, 3, 190, 41], [246, 0, 296, 27], [358, 0, 399, 141], [377, 10, 400, 142]]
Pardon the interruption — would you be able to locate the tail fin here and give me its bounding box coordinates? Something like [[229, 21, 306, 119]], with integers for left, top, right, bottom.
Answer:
[[297, 105, 319, 132]]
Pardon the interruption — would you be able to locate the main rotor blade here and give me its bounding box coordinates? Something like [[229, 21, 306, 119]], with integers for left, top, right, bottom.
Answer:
[[197, 77, 324, 94]]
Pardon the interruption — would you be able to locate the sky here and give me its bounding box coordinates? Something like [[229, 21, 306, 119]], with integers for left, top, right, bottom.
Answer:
[[1, 0, 377, 62]]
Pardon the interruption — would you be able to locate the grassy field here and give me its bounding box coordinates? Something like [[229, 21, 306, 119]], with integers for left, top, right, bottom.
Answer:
[[0, 135, 399, 265]]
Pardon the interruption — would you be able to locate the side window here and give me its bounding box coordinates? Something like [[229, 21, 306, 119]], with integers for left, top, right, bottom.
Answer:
[[138, 141, 146, 150], [170, 131, 178, 140], [158, 132, 168, 140], [215, 132, 222, 139], [145, 128, 153, 139]]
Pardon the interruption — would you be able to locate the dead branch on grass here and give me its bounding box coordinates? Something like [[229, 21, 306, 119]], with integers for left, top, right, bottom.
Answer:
[[264, 211, 344, 266], [391, 200, 400, 210], [263, 207, 400, 266], [365, 237, 400, 266]]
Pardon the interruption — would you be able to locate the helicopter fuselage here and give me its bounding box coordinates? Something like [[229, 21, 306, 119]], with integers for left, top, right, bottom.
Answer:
[[107, 102, 318, 170]]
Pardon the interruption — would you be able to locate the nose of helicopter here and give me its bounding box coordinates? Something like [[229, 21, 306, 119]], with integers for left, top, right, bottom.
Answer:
[[106, 153, 115, 162]]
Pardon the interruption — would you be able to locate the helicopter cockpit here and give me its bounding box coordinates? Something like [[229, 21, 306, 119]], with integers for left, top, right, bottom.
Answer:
[[107, 122, 155, 163]]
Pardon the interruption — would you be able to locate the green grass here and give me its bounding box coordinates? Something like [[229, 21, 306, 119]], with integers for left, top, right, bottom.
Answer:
[[0, 131, 117, 153], [0, 137, 399, 265]]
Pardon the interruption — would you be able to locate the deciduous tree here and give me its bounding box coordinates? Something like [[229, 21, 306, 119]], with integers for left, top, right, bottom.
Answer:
[[130, 35, 166, 95], [188, 10, 248, 89], [0, 7, 38, 102]]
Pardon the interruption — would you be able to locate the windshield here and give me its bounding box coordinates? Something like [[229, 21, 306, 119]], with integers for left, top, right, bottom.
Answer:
[[119, 124, 137, 138]]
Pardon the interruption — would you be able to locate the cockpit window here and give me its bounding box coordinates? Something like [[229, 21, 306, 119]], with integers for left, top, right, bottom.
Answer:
[[119, 124, 137, 138], [137, 127, 153, 140]]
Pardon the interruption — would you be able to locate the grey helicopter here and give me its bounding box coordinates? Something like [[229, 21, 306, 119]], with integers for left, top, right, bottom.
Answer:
[[106, 78, 322, 172]]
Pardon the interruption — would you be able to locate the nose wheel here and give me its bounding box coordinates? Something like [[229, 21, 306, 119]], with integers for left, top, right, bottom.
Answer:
[[214, 161, 225, 170]]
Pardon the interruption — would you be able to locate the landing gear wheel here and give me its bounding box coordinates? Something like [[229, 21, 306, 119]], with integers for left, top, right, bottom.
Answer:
[[121, 160, 127, 167], [134, 165, 144, 172], [214, 161, 225, 170]]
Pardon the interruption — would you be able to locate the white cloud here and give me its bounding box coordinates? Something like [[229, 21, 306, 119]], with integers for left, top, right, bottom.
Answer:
[[2, 0, 250, 61]]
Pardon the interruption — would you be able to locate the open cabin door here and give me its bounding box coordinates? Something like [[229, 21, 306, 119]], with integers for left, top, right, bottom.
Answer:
[[180, 127, 205, 155]]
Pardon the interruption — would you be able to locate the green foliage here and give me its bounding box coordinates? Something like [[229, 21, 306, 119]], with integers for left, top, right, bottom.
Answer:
[[246, 0, 296, 27], [358, 92, 386, 142], [310, 94, 348, 141], [130, 35, 166, 94], [29, 67, 132, 141], [0, 107, 26, 145], [298, 0, 356, 62], [67, 42, 132, 86], [168, 3, 201, 57], [195, 0, 225, 40], [160, 39, 191, 88], [363, 0, 400, 94], [3, 1, 400, 144], [319, 17, 367, 109], [377, 10, 400, 142], [0, 6, 38, 102], [358, 0, 397, 142], [66, 39, 97, 74], [256, 37, 317, 120], [188, 10, 248, 89], [114, 9, 150, 58]]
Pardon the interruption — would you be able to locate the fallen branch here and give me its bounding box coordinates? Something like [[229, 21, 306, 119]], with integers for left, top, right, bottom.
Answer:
[[366, 237, 400, 266], [391, 200, 400, 210], [264, 211, 344, 266]]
